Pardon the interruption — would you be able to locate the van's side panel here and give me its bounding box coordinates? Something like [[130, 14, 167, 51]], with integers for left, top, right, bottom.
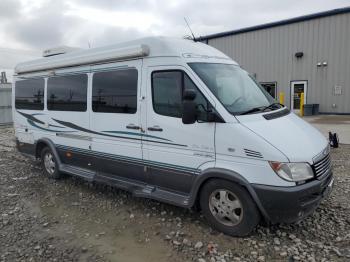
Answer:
[[14, 76, 46, 154], [44, 67, 91, 169], [14, 66, 92, 168], [88, 60, 146, 182]]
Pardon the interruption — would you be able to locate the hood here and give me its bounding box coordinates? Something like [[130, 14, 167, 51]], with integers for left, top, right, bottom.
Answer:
[[236, 111, 328, 163]]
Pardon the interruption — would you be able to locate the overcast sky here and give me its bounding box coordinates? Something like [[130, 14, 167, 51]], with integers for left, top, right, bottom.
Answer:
[[1, 0, 349, 82]]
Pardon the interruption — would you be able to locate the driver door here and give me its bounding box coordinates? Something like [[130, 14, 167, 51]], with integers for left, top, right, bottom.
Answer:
[[142, 65, 216, 195]]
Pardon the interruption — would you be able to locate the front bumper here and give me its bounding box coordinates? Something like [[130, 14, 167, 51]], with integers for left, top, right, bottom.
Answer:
[[252, 171, 333, 223]]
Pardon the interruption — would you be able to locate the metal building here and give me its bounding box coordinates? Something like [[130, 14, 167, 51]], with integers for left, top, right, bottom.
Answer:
[[198, 7, 350, 114]]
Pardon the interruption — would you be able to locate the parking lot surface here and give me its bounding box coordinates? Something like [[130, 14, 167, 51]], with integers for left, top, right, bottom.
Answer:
[[0, 127, 349, 262], [304, 115, 350, 144]]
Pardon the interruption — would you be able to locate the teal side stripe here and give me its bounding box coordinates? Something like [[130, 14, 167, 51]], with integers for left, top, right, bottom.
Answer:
[[28, 120, 74, 133], [56, 144, 200, 174], [102, 130, 171, 142]]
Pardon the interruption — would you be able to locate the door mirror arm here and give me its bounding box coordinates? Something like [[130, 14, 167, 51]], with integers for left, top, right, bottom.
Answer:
[[196, 104, 224, 123], [207, 110, 224, 123]]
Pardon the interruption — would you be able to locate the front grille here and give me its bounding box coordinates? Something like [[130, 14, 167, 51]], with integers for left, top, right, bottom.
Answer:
[[313, 153, 331, 178]]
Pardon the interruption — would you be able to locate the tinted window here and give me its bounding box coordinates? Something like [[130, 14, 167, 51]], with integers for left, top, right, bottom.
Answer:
[[47, 74, 87, 111], [15, 79, 45, 110], [152, 71, 210, 119], [260, 82, 277, 98], [92, 69, 138, 114], [152, 71, 182, 118]]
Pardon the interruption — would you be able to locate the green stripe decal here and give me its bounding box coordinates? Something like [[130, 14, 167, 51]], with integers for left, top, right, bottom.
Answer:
[[27, 119, 74, 133], [56, 144, 200, 174], [18, 111, 185, 147], [53, 119, 187, 147], [102, 131, 171, 142], [18, 111, 68, 132]]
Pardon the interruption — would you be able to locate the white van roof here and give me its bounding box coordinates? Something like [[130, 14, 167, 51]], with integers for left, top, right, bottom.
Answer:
[[15, 36, 235, 75]]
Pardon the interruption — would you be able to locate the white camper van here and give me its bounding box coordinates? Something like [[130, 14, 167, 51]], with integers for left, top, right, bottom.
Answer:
[[13, 37, 333, 236]]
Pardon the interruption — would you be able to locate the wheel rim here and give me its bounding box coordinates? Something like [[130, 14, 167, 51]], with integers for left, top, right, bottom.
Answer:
[[44, 152, 55, 175], [209, 189, 243, 226]]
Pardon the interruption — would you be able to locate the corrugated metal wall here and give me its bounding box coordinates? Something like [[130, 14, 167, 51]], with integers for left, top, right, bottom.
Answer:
[[207, 12, 350, 114], [0, 88, 13, 125]]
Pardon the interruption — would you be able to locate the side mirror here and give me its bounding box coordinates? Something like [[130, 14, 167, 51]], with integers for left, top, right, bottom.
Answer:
[[182, 89, 197, 124], [183, 89, 196, 100]]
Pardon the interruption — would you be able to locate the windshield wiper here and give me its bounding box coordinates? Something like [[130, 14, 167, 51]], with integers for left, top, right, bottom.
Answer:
[[239, 106, 265, 115], [262, 102, 284, 111], [239, 103, 284, 115]]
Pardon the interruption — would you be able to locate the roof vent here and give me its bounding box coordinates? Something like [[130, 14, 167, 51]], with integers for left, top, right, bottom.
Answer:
[[244, 149, 263, 159], [42, 46, 82, 57]]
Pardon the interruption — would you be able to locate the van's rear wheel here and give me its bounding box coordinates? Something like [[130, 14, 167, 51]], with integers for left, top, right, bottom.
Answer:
[[41, 147, 61, 179], [200, 179, 260, 236]]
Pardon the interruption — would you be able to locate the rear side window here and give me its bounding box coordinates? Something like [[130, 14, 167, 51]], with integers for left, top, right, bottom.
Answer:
[[92, 69, 138, 114], [15, 79, 45, 110], [152, 71, 210, 119], [47, 74, 87, 111]]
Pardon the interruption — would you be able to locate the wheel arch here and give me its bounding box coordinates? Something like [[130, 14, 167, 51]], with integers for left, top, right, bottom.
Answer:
[[35, 138, 62, 167], [188, 168, 270, 221]]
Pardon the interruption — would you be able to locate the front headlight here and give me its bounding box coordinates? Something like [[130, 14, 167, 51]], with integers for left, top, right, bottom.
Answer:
[[269, 162, 314, 182]]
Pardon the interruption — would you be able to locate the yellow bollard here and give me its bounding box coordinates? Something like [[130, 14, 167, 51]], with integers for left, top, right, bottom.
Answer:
[[279, 92, 284, 105], [300, 92, 305, 117]]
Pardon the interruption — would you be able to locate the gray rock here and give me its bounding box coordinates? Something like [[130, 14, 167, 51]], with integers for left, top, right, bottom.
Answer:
[[183, 238, 191, 247], [280, 251, 288, 257], [274, 237, 280, 245], [289, 234, 296, 240], [173, 240, 181, 246], [195, 241, 204, 249]]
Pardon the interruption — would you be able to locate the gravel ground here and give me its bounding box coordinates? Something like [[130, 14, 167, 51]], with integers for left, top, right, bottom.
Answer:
[[0, 126, 349, 262]]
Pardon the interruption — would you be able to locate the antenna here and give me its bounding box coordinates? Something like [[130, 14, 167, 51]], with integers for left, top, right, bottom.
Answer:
[[184, 17, 196, 41]]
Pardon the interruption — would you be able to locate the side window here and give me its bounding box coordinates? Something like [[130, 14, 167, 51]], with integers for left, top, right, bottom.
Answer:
[[92, 69, 138, 114], [152, 71, 182, 118], [15, 78, 45, 110], [47, 74, 87, 111], [152, 70, 211, 119]]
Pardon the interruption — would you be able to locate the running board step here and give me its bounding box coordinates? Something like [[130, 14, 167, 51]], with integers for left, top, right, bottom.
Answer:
[[58, 168, 191, 208], [133, 187, 190, 207], [142, 185, 156, 194], [60, 164, 96, 181]]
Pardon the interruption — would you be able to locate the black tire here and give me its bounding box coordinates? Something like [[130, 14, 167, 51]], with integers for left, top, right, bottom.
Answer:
[[40, 147, 62, 179], [199, 179, 260, 236]]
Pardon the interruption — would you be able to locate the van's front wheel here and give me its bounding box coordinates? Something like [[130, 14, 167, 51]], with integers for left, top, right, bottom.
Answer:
[[200, 179, 260, 236], [41, 147, 62, 179]]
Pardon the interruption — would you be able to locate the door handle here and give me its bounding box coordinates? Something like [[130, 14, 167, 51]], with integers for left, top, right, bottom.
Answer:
[[148, 126, 163, 132], [126, 124, 141, 130]]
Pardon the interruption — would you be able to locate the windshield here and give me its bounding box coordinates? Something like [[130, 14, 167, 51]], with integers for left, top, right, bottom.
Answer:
[[188, 63, 275, 115]]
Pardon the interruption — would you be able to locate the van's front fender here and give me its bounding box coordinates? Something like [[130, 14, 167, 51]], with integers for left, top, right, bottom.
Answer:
[[188, 168, 271, 221]]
